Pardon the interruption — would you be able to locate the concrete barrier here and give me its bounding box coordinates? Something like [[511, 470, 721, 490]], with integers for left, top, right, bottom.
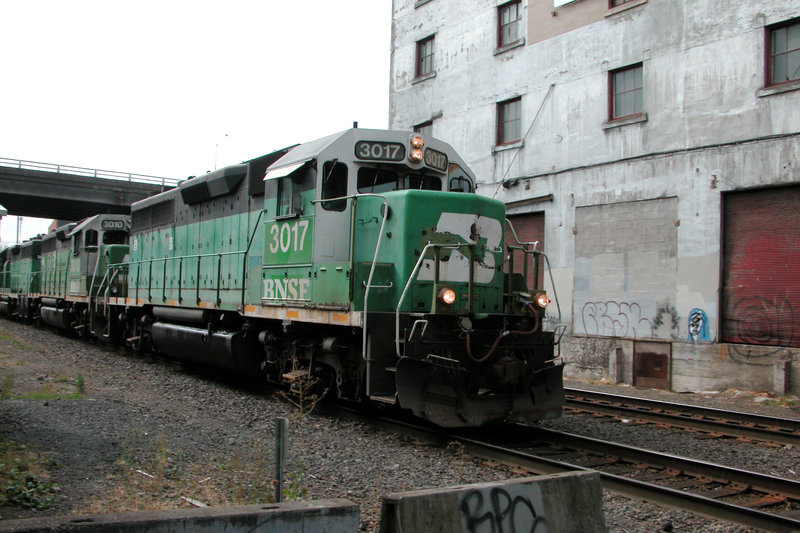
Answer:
[[0, 499, 358, 533], [378, 472, 606, 533]]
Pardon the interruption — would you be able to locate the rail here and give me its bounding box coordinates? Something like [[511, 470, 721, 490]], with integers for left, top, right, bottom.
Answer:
[[0, 156, 181, 189], [565, 387, 800, 446]]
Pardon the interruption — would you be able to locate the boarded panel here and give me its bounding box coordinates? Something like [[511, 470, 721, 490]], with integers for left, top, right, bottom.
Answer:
[[633, 340, 670, 389], [505, 211, 545, 289], [721, 185, 800, 348], [573, 198, 678, 339]]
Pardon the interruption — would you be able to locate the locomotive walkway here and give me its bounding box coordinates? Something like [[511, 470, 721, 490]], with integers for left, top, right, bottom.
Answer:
[[0, 157, 181, 221]]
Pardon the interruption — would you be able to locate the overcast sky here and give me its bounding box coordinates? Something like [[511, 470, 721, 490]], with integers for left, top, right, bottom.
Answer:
[[1, 0, 391, 245]]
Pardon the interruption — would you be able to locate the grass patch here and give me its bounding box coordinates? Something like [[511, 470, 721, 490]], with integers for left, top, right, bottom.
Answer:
[[765, 395, 800, 408], [1, 373, 86, 401], [0, 437, 58, 512], [0, 333, 35, 352], [77, 435, 284, 514]]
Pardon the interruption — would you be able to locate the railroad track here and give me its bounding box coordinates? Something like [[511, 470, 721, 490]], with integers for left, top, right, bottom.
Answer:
[[326, 404, 800, 532], [565, 387, 800, 447]]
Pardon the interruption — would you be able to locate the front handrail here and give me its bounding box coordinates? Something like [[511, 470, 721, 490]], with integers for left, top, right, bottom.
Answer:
[[504, 217, 561, 322], [394, 241, 471, 358]]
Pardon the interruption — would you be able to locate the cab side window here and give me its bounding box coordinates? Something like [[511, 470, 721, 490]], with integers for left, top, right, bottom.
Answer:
[[265, 165, 315, 218], [73, 233, 82, 255], [321, 162, 348, 211], [85, 230, 98, 247]]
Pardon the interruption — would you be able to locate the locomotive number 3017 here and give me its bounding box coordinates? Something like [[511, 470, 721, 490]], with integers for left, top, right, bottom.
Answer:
[[355, 141, 406, 162]]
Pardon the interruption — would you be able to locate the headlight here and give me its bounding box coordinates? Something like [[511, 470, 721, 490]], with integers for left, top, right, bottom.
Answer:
[[535, 293, 550, 308], [409, 148, 424, 162], [410, 135, 424, 149], [439, 287, 457, 305]]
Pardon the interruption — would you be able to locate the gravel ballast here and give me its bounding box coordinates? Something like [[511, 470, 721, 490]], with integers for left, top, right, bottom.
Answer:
[[1, 319, 798, 532]]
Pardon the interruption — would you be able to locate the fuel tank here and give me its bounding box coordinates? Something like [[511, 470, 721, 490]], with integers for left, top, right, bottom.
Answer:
[[150, 322, 263, 375]]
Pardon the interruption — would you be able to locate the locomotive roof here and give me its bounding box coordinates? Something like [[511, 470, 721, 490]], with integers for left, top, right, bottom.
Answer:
[[264, 130, 349, 176], [264, 128, 477, 182]]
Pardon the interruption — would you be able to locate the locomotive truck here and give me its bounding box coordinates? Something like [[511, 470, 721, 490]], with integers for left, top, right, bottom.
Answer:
[[0, 129, 564, 427]]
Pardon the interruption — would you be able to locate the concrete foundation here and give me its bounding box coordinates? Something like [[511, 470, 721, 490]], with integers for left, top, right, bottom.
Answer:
[[378, 472, 606, 533], [563, 334, 800, 396], [0, 500, 358, 533]]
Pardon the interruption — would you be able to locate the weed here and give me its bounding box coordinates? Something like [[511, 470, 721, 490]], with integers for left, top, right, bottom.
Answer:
[[283, 466, 308, 501], [0, 437, 57, 511], [765, 396, 800, 408], [0, 373, 14, 400]]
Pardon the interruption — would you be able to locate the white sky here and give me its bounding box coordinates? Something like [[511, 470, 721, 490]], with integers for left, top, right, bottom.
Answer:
[[1, 0, 391, 245]]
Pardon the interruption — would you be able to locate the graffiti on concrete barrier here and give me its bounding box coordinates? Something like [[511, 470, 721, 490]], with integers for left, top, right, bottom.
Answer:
[[581, 301, 653, 338], [568, 337, 615, 371], [460, 486, 547, 533], [726, 297, 795, 364], [688, 308, 710, 341]]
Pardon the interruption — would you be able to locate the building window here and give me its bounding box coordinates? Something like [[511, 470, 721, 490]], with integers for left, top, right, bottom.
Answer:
[[498, 1, 521, 48], [609, 0, 635, 7], [416, 35, 435, 78], [497, 97, 522, 145], [768, 18, 800, 86], [414, 121, 433, 138], [610, 64, 643, 120]]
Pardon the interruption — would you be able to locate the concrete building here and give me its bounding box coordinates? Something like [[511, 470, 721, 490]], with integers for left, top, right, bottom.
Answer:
[[389, 0, 800, 394]]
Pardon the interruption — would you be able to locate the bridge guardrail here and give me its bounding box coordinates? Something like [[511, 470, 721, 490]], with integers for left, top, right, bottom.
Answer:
[[0, 157, 182, 188]]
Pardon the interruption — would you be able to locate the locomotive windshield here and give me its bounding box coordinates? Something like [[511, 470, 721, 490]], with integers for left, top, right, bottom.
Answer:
[[356, 167, 442, 193], [102, 230, 127, 245]]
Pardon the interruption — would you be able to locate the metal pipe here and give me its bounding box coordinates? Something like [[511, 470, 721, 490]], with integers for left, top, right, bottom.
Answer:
[[273, 418, 288, 503]]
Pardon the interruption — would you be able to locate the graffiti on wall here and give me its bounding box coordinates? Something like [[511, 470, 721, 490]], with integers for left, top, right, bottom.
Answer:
[[726, 297, 795, 363], [568, 337, 615, 371], [653, 305, 680, 339], [581, 301, 652, 338], [580, 301, 683, 340], [688, 308, 710, 341], [460, 486, 547, 533]]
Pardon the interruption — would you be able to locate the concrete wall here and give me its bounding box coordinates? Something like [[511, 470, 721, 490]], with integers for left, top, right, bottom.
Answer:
[[390, 0, 800, 394], [0, 500, 358, 533], [379, 472, 606, 533]]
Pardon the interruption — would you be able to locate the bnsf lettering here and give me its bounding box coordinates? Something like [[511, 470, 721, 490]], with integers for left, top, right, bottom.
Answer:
[[264, 277, 311, 300]]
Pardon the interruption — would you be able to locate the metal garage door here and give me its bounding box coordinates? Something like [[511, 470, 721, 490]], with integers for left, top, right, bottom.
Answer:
[[505, 212, 545, 289], [721, 185, 800, 347]]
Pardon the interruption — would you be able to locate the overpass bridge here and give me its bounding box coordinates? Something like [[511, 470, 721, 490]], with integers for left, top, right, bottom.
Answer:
[[0, 157, 182, 221]]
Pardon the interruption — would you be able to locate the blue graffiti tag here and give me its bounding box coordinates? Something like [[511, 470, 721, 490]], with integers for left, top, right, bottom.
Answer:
[[688, 308, 710, 341]]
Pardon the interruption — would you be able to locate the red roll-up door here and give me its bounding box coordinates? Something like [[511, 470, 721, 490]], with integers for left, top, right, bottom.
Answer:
[[505, 212, 545, 289], [721, 185, 800, 347]]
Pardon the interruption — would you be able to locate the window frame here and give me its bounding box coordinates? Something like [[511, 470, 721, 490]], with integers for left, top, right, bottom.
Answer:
[[497, 0, 522, 49], [415, 35, 435, 79], [609, 0, 635, 7], [609, 63, 644, 121], [497, 97, 522, 146], [766, 17, 800, 87]]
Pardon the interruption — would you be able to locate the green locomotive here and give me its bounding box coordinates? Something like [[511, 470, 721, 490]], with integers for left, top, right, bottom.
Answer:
[[1, 129, 564, 426]]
